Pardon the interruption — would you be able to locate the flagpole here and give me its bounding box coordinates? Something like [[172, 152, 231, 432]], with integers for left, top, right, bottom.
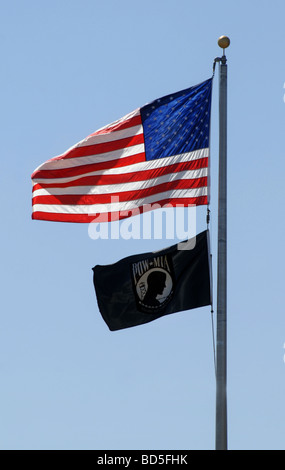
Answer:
[[215, 35, 230, 451]]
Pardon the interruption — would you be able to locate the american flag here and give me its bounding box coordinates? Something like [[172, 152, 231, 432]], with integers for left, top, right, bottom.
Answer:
[[31, 78, 212, 223]]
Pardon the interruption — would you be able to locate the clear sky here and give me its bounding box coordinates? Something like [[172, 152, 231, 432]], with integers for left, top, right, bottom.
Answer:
[[1, 0, 285, 450]]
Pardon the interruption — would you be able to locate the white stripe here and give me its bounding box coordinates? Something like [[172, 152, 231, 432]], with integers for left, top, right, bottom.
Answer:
[[94, 107, 141, 134], [32, 187, 207, 214], [33, 148, 209, 186], [32, 109, 142, 174], [34, 143, 145, 172], [33, 168, 208, 197], [79, 124, 143, 147]]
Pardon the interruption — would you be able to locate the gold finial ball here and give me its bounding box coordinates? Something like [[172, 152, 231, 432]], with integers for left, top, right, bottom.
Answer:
[[218, 36, 230, 49]]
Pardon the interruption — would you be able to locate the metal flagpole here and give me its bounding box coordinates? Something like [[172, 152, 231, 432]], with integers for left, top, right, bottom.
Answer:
[[215, 35, 230, 451]]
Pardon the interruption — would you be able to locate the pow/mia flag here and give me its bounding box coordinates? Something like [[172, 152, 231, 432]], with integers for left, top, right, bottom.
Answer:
[[92, 231, 211, 331]]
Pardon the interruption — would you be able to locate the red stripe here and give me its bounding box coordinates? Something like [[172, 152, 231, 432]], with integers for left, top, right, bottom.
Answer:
[[59, 133, 144, 160], [32, 151, 146, 181], [32, 134, 145, 180], [32, 157, 208, 191], [32, 195, 208, 223], [32, 177, 207, 206], [91, 114, 142, 135]]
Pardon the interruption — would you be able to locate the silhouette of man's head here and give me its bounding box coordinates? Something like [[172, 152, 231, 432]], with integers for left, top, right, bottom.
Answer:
[[142, 271, 167, 307], [147, 271, 166, 295]]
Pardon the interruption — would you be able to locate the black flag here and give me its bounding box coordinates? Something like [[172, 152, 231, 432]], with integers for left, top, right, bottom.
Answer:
[[92, 231, 212, 331]]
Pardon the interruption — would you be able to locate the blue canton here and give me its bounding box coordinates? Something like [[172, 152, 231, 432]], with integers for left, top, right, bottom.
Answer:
[[141, 78, 212, 161]]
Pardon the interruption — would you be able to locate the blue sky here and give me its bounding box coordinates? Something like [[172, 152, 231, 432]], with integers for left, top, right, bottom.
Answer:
[[1, 0, 285, 450]]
